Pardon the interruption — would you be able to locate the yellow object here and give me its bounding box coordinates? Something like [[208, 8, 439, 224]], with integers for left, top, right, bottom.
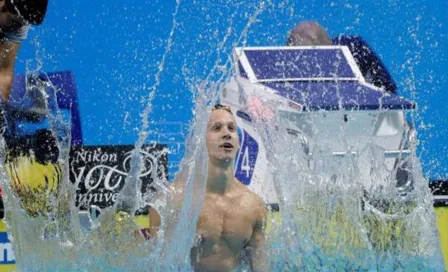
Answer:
[[114, 210, 133, 236], [135, 214, 150, 229], [114, 211, 150, 238], [435, 207, 448, 269], [4, 155, 61, 216], [266, 210, 281, 234], [266, 205, 448, 268]]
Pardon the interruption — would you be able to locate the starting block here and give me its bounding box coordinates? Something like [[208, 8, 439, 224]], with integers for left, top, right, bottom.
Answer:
[[221, 46, 416, 206]]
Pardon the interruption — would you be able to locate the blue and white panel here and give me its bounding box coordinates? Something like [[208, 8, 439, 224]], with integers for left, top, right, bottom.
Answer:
[[234, 46, 363, 83], [0, 232, 15, 265], [262, 81, 416, 111], [9, 71, 83, 146], [234, 127, 259, 185]]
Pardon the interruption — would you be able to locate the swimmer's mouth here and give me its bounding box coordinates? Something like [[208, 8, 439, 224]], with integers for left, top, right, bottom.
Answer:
[[220, 143, 234, 149]]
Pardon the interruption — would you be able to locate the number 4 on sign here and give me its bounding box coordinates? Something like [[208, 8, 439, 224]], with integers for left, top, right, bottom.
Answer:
[[241, 146, 250, 178]]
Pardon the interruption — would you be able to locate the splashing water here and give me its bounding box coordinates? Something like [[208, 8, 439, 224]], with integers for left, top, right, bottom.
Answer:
[[244, 93, 444, 270], [0, 1, 270, 271], [0, 0, 445, 271]]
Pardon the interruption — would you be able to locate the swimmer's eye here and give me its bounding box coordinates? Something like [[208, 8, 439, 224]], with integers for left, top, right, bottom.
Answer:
[[228, 125, 236, 132], [211, 124, 221, 131]]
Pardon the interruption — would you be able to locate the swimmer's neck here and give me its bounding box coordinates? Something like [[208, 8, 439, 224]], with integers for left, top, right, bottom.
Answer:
[[206, 158, 235, 194]]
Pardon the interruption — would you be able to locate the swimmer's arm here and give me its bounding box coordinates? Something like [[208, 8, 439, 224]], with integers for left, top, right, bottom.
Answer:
[[248, 200, 268, 272], [169, 178, 187, 209], [145, 178, 185, 239], [0, 41, 20, 101], [147, 206, 161, 237], [146, 179, 187, 242]]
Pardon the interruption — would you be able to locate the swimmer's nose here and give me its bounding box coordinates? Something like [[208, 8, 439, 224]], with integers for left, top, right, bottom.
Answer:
[[222, 127, 233, 139], [222, 132, 231, 140]]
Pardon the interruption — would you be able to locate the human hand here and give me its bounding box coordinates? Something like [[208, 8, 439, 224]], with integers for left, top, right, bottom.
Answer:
[[246, 95, 276, 124]]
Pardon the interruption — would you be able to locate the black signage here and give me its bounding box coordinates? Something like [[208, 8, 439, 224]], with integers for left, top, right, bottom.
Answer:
[[430, 180, 448, 207], [69, 144, 167, 210]]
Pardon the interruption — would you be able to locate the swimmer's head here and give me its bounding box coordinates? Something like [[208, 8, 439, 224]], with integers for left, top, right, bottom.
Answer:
[[212, 103, 233, 115], [206, 104, 240, 163], [287, 21, 332, 46], [0, 0, 48, 26]]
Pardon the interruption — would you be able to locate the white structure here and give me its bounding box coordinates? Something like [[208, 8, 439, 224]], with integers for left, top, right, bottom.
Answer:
[[222, 46, 416, 207]]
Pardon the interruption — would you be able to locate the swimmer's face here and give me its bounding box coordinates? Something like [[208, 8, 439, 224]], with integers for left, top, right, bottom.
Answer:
[[206, 108, 240, 162]]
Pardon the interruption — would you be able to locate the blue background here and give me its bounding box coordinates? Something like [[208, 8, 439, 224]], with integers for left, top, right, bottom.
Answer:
[[13, 0, 447, 181]]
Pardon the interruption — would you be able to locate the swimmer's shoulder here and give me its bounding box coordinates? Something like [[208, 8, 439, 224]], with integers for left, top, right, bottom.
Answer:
[[234, 178, 267, 215]]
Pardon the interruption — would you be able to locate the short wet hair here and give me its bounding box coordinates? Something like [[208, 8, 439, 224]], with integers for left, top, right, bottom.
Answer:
[[6, 0, 49, 25], [287, 21, 332, 46], [212, 104, 233, 114]]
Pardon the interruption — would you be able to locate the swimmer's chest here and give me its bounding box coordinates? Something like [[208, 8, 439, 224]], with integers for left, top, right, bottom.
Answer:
[[197, 194, 255, 250]]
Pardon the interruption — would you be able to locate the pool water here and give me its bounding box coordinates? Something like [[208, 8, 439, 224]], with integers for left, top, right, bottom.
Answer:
[[0, 1, 446, 271]]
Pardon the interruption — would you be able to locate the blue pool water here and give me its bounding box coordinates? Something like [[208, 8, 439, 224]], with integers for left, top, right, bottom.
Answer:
[[0, 1, 446, 271]]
